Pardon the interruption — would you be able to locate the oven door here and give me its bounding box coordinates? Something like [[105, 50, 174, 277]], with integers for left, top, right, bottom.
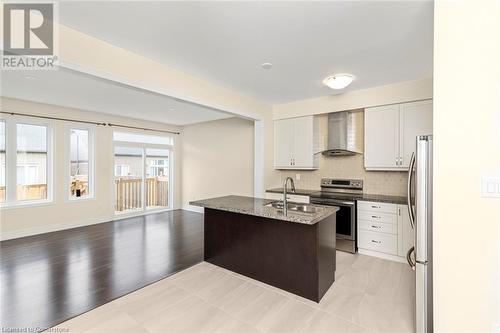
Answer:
[[311, 198, 355, 240]]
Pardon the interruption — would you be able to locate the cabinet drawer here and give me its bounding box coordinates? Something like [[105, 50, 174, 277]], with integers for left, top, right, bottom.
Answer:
[[358, 230, 397, 255], [358, 220, 397, 235], [357, 201, 398, 214], [265, 192, 310, 204], [357, 211, 397, 225]]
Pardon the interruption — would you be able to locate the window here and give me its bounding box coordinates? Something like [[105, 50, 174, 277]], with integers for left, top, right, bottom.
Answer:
[[145, 148, 169, 210], [113, 131, 173, 214], [0, 121, 5, 203], [17, 123, 49, 201], [115, 164, 130, 177], [17, 165, 39, 185], [0, 119, 52, 206], [68, 127, 94, 199], [114, 147, 143, 213]]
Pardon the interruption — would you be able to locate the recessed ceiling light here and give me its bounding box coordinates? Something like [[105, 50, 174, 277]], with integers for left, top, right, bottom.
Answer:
[[323, 74, 355, 89], [24, 75, 37, 80], [261, 62, 273, 70]]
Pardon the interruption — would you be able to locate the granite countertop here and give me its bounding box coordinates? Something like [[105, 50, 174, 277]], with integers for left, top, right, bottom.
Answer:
[[266, 188, 407, 205], [190, 195, 339, 225], [357, 194, 407, 205]]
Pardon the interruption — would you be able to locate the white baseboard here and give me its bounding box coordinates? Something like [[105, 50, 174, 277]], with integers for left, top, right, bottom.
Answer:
[[182, 205, 204, 214], [0, 216, 112, 241], [1, 207, 204, 241], [358, 248, 407, 264]]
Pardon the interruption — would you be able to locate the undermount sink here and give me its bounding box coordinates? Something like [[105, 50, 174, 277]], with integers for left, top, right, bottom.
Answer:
[[292, 205, 319, 213], [265, 201, 319, 214]]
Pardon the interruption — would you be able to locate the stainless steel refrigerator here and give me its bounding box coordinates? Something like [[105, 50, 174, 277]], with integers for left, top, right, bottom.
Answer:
[[407, 135, 433, 333]]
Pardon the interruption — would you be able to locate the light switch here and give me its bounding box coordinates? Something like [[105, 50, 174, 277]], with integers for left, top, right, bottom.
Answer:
[[481, 176, 500, 198], [295, 173, 301, 181]]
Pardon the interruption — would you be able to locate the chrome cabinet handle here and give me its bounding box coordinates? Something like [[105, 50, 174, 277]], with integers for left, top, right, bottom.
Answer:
[[371, 205, 380, 209], [406, 246, 416, 270], [371, 240, 381, 244], [407, 152, 416, 229], [371, 225, 381, 229], [371, 215, 380, 219]]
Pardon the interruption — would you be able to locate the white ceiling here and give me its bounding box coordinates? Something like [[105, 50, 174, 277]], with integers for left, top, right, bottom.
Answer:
[[59, 1, 434, 104], [0, 69, 233, 126]]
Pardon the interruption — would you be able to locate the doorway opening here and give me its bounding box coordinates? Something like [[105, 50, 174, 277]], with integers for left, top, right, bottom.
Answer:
[[113, 131, 173, 216]]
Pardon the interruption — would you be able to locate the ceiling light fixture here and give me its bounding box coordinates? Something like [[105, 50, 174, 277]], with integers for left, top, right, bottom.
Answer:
[[261, 62, 273, 70], [323, 74, 355, 90]]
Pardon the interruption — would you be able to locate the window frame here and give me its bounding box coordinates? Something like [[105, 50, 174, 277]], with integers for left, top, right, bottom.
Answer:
[[0, 119, 6, 202], [64, 123, 95, 202], [115, 164, 130, 177], [0, 115, 54, 208]]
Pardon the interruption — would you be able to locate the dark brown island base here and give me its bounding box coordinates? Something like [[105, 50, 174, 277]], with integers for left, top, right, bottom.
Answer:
[[190, 195, 339, 302]]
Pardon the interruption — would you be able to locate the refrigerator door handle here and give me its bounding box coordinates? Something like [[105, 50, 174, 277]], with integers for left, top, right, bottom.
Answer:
[[406, 246, 416, 270], [407, 152, 416, 229]]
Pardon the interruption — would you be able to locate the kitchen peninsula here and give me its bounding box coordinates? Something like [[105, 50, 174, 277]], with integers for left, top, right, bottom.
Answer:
[[190, 195, 339, 302]]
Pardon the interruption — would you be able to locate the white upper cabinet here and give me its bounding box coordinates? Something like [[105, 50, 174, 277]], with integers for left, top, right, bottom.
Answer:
[[365, 100, 432, 171], [274, 116, 318, 169], [274, 118, 295, 168], [400, 100, 433, 168], [364, 104, 400, 169]]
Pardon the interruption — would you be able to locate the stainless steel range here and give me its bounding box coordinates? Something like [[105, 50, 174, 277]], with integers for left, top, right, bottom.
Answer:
[[310, 178, 363, 253]]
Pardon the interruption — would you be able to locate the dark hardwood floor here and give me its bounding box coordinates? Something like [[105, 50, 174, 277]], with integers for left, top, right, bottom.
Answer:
[[0, 210, 204, 331]]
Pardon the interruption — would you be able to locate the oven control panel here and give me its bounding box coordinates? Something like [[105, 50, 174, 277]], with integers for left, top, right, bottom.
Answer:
[[320, 178, 363, 190]]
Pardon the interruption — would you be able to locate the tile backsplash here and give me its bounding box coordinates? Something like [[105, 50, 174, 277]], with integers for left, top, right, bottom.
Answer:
[[279, 154, 407, 196], [278, 112, 407, 197]]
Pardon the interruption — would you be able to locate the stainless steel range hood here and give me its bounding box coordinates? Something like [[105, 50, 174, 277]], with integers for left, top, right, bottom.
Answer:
[[322, 110, 363, 156]]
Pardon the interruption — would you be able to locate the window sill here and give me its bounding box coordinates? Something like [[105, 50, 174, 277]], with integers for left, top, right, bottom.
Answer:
[[0, 199, 55, 210], [66, 196, 96, 203]]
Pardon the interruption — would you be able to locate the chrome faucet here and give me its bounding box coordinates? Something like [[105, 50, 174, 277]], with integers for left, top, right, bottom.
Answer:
[[283, 177, 296, 215]]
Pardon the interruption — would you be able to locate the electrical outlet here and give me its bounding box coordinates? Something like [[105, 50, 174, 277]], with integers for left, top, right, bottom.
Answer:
[[481, 176, 500, 198], [296, 173, 301, 181]]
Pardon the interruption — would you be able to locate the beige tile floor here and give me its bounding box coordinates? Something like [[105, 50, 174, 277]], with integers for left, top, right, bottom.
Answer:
[[54, 252, 415, 333]]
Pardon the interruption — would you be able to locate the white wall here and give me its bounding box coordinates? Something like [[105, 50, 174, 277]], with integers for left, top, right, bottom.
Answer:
[[182, 117, 254, 212], [433, 1, 500, 331], [0, 97, 183, 240], [273, 78, 433, 119], [56, 22, 278, 196]]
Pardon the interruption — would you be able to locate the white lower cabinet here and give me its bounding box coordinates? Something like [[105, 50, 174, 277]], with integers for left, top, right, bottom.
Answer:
[[265, 192, 310, 204], [358, 220, 398, 235], [358, 230, 398, 254], [357, 200, 415, 261]]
